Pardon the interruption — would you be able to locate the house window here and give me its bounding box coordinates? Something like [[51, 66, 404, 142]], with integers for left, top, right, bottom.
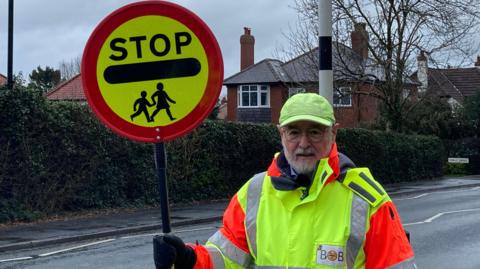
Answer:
[[288, 87, 306, 97], [238, 85, 270, 107], [333, 87, 352, 107]]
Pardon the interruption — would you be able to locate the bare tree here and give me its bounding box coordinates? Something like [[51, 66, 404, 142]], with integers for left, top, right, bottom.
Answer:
[[58, 56, 81, 81], [282, 0, 480, 132]]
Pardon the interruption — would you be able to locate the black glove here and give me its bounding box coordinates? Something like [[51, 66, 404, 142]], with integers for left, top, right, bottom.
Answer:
[[153, 234, 197, 269]]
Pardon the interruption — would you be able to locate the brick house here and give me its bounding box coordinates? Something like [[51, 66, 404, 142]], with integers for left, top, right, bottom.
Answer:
[[45, 74, 86, 102], [224, 25, 383, 128], [0, 73, 7, 86], [412, 53, 480, 107]]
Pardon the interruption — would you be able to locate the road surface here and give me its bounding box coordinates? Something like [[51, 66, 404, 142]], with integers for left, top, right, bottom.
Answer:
[[1, 186, 480, 268]]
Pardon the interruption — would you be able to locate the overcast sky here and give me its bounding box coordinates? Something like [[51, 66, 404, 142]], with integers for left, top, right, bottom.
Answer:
[[0, 0, 300, 86]]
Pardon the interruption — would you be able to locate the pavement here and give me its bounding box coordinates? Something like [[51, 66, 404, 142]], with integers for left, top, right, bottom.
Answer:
[[1, 175, 479, 253]]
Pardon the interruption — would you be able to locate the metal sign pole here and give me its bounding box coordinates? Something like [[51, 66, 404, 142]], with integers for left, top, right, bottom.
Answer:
[[154, 142, 171, 233], [7, 0, 14, 90]]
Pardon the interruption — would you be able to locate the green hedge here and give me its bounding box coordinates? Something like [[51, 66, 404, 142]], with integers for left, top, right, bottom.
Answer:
[[0, 88, 444, 223], [0, 88, 157, 222], [166, 121, 280, 202], [336, 128, 444, 183]]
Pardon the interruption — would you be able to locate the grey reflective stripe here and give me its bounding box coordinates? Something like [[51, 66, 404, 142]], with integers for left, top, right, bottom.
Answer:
[[386, 257, 417, 269], [208, 231, 253, 267], [346, 194, 369, 269], [359, 172, 385, 195], [320, 170, 328, 183], [246, 172, 266, 258], [348, 181, 376, 204], [205, 245, 226, 269]]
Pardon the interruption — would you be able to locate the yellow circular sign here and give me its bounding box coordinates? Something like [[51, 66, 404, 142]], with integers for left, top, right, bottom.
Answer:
[[96, 15, 208, 127], [82, 1, 223, 142]]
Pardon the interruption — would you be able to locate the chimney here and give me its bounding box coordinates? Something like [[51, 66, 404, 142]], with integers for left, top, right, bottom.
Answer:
[[475, 55, 480, 67], [351, 23, 369, 60], [417, 51, 428, 93], [240, 27, 255, 71]]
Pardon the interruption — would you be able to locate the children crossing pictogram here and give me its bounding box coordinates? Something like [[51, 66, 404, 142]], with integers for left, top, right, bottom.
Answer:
[[130, 90, 154, 122], [130, 83, 177, 123], [150, 83, 176, 122]]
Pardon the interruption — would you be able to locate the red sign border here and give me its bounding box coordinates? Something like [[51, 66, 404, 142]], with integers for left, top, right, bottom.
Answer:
[[82, 1, 223, 143]]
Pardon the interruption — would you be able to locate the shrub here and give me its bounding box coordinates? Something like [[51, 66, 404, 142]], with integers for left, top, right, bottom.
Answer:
[[337, 128, 444, 183], [166, 121, 280, 202]]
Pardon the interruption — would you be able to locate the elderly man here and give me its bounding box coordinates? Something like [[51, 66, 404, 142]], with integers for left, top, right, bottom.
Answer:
[[153, 93, 416, 269]]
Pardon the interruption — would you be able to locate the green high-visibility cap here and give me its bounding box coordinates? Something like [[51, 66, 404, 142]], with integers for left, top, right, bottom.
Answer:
[[279, 93, 335, 127]]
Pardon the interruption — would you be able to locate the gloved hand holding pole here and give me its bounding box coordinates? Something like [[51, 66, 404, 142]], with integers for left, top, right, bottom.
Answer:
[[153, 234, 197, 269]]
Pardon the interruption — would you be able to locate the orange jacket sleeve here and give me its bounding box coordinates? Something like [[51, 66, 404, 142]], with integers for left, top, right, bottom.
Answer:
[[364, 201, 415, 269], [192, 193, 250, 268], [192, 244, 213, 269], [218, 193, 250, 252]]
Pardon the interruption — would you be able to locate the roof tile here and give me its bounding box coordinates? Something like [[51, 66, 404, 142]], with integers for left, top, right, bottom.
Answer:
[[45, 74, 85, 101], [427, 67, 480, 102], [223, 42, 384, 86], [224, 59, 286, 84]]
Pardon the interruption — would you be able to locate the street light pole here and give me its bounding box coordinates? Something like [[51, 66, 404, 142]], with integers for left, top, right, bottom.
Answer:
[[318, 0, 333, 104], [7, 0, 14, 90]]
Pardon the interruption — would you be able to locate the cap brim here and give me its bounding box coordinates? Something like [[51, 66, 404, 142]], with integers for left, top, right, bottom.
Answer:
[[280, 115, 333, 127]]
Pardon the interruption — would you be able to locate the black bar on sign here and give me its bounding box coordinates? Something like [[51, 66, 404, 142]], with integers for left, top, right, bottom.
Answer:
[[318, 36, 332, 70], [103, 58, 201, 84]]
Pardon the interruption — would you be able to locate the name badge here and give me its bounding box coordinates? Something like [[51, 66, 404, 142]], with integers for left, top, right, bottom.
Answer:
[[316, 244, 345, 267]]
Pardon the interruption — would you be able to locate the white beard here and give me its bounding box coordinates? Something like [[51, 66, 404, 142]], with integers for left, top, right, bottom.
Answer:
[[282, 143, 316, 175], [290, 161, 315, 175]]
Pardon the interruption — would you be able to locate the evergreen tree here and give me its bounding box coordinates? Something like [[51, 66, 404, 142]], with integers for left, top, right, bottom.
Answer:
[[28, 66, 61, 93]]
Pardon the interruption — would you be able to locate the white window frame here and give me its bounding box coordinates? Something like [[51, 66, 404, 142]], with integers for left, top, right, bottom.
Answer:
[[288, 87, 306, 97], [238, 84, 270, 108], [333, 86, 352, 107]]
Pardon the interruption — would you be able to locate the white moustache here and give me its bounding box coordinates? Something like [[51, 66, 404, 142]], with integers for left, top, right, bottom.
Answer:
[[295, 148, 314, 155]]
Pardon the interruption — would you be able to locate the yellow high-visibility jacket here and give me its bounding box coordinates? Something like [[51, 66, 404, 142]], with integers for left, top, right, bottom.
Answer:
[[192, 145, 416, 269]]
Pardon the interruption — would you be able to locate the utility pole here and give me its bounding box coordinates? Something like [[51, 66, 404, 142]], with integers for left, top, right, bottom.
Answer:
[[7, 0, 14, 90], [318, 0, 333, 104]]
